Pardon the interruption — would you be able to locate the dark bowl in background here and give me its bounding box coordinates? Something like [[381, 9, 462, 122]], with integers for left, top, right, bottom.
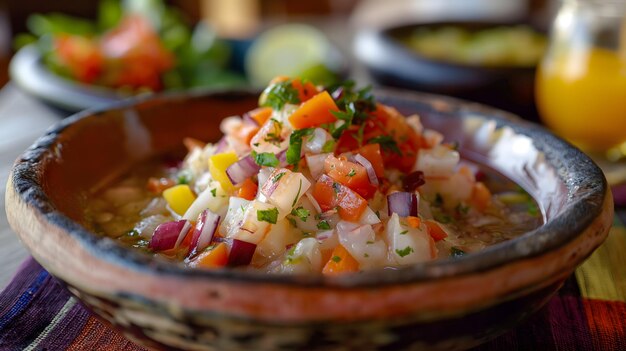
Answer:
[[354, 21, 546, 122]]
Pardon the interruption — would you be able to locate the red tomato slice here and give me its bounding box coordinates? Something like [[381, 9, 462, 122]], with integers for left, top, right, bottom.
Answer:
[[324, 155, 376, 198], [312, 174, 368, 221]]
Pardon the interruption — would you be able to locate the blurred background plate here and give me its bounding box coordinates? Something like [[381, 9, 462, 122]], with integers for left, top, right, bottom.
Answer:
[[9, 45, 127, 111]]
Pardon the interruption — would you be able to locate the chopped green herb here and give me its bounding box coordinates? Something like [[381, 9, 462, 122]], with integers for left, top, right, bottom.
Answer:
[[257, 207, 278, 224], [264, 132, 282, 145], [348, 169, 357, 177], [261, 80, 300, 110], [450, 247, 466, 258], [287, 216, 297, 228], [400, 230, 408, 235], [176, 170, 192, 185], [286, 128, 313, 168], [210, 188, 217, 197], [366, 240, 374, 244], [375, 210, 381, 219], [302, 232, 312, 237], [317, 220, 331, 230], [252, 151, 279, 167], [291, 206, 310, 222], [253, 142, 260, 147], [292, 179, 303, 207], [364, 253, 370, 258], [331, 255, 342, 263], [322, 140, 336, 153], [273, 172, 286, 183], [367, 135, 402, 156], [125, 229, 140, 237], [395, 246, 414, 257]]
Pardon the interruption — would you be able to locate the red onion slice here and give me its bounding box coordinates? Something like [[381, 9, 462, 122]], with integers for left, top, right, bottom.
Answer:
[[387, 192, 419, 217], [149, 220, 190, 251], [215, 137, 228, 153], [190, 209, 221, 253], [226, 154, 260, 186], [354, 154, 379, 186], [277, 149, 288, 166], [228, 239, 257, 266]]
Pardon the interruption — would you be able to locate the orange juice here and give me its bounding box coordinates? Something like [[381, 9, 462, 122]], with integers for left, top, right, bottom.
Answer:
[[536, 47, 626, 152]]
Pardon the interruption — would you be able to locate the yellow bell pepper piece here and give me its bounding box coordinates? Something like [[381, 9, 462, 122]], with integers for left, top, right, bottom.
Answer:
[[163, 184, 196, 215], [208, 151, 238, 192]]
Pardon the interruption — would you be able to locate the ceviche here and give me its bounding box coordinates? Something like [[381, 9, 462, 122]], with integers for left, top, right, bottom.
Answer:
[[85, 77, 542, 275]]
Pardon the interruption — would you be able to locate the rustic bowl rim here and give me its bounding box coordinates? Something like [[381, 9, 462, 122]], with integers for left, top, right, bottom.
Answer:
[[9, 87, 608, 288]]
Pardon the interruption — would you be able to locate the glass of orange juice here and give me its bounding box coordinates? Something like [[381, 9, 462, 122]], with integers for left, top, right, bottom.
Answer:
[[536, 0, 626, 163]]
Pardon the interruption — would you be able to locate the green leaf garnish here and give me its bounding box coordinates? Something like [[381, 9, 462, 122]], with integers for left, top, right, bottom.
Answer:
[[252, 151, 279, 167], [261, 80, 300, 111], [291, 206, 310, 222], [395, 246, 414, 257], [331, 255, 342, 263], [317, 220, 331, 230], [286, 128, 314, 169], [257, 207, 278, 224]]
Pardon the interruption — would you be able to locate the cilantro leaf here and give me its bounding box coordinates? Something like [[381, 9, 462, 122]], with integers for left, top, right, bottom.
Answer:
[[322, 139, 336, 153], [261, 81, 300, 110], [317, 220, 331, 230], [367, 135, 402, 156], [252, 151, 279, 167], [291, 206, 310, 222], [287, 128, 313, 167], [395, 246, 415, 258], [257, 208, 278, 224], [331, 255, 342, 263]]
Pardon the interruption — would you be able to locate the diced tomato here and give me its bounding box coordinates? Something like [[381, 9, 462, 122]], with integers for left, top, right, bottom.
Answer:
[[312, 174, 368, 221], [291, 78, 319, 102], [324, 155, 376, 198], [147, 177, 175, 194], [191, 243, 229, 269], [369, 104, 424, 173], [247, 107, 273, 126], [355, 143, 385, 178], [237, 178, 258, 200], [322, 245, 359, 275], [288, 91, 339, 129], [424, 220, 448, 241]]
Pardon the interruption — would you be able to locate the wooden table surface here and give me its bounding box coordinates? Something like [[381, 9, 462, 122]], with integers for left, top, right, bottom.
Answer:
[[0, 84, 65, 288]]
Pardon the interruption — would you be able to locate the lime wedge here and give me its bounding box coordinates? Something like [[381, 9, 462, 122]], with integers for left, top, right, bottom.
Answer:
[[245, 24, 341, 87]]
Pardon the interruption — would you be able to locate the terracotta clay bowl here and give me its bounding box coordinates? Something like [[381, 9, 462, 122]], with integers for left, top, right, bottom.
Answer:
[[6, 89, 613, 351]]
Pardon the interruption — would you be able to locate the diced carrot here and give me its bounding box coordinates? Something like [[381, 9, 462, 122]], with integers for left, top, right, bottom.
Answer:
[[248, 107, 273, 126], [406, 216, 421, 228], [470, 181, 492, 212], [322, 245, 359, 275], [288, 91, 339, 129], [237, 178, 258, 200], [424, 220, 448, 241], [147, 177, 175, 194], [191, 243, 229, 269], [458, 165, 476, 182], [183, 137, 206, 152]]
